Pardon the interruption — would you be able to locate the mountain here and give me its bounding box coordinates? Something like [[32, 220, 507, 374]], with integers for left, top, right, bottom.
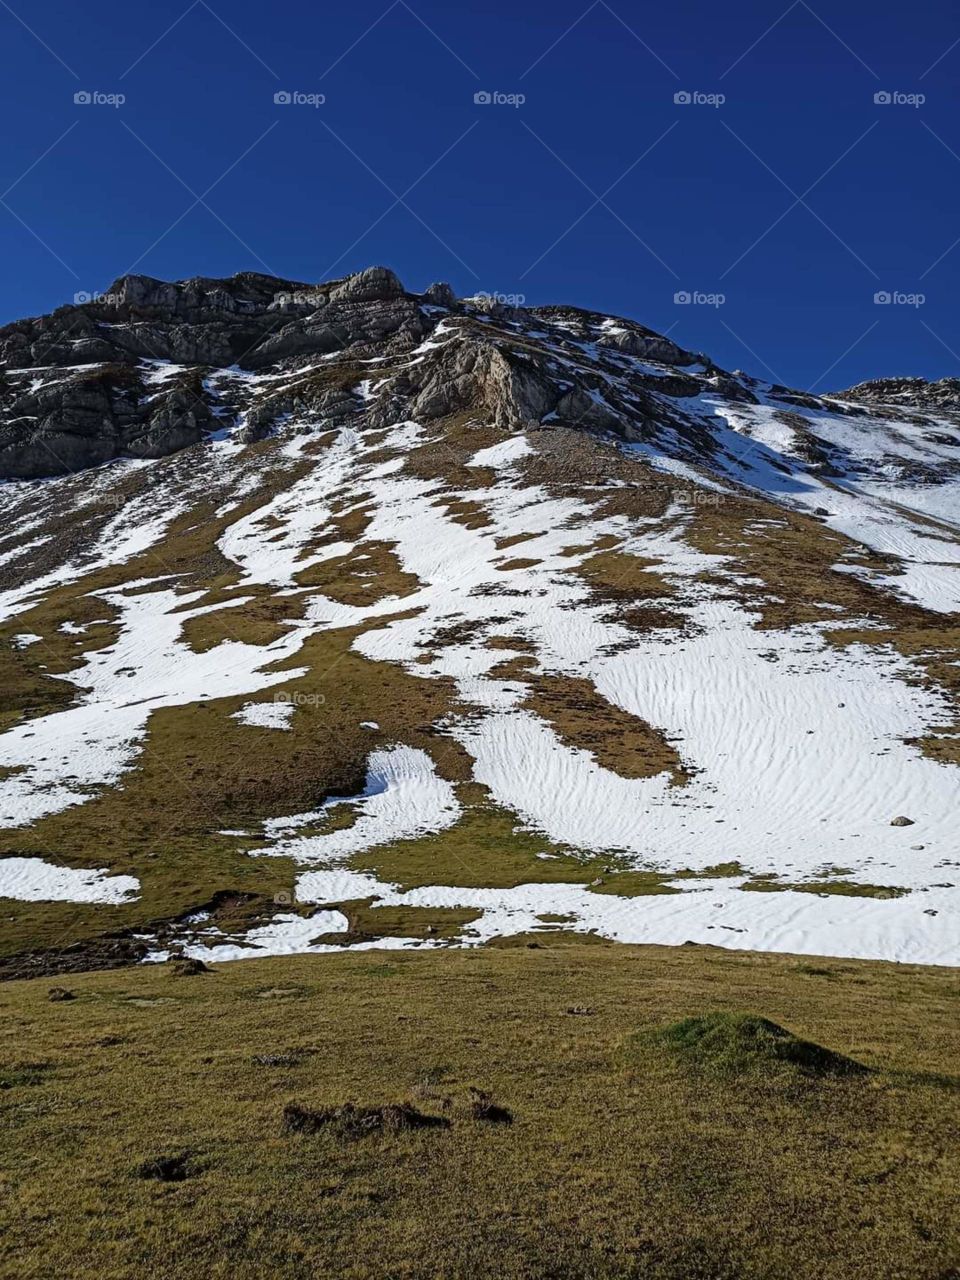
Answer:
[[0, 266, 957, 973]]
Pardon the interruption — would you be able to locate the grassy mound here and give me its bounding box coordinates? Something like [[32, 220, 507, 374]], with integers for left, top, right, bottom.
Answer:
[[628, 1012, 867, 1078]]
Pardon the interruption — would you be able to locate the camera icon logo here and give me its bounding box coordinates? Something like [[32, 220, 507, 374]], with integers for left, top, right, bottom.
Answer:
[[873, 290, 892, 304], [673, 290, 692, 304], [874, 91, 891, 105], [74, 90, 92, 105], [274, 90, 292, 105], [674, 90, 692, 105], [73, 291, 91, 304], [474, 90, 492, 105]]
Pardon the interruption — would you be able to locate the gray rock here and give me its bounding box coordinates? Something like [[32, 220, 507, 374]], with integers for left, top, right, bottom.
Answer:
[[409, 339, 556, 427], [421, 281, 456, 308], [328, 266, 404, 304]]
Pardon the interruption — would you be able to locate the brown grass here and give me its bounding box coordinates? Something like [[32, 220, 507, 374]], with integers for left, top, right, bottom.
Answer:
[[521, 675, 691, 784], [1, 942, 958, 1280]]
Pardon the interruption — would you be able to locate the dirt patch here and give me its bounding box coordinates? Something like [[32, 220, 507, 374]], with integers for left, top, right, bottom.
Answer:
[[496, 557, 542, 572], [281, 1100, 450, 1139], [0, 933, 149, 982], [485, 635, 536, 652], [291, 539, 420, 604], [495, 532, 539, 551], [134, 1151, 198, 1182], [438, 498, 492, 530], [488, 655, 538, 681], [461, 1088, 513, 1125], [0, 892, 274, 982]]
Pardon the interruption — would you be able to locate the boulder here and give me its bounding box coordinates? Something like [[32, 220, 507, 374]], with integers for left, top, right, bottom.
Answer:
[[421, 281, 457, 308], [329, 266, 404, 304]]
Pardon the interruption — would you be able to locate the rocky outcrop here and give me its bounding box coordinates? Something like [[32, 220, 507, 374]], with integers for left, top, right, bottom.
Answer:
[[838, 376, 960, 412], [408, 340, 557, 427], [3, 264, 954, 481], [421, 281, 456, 308], [328, 265, 405, 304], [0, 363, 217, 478]]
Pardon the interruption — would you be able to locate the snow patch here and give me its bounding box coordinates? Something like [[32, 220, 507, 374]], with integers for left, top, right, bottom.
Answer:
[[233, 700, 294, 730], [0, 855, 139, 903]]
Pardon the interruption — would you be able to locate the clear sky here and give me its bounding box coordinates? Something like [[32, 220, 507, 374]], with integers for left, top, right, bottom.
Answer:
[[1, 0, 958, 389]]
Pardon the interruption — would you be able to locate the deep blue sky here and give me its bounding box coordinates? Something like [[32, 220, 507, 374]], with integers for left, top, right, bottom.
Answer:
[[1, 0, 958, 388]]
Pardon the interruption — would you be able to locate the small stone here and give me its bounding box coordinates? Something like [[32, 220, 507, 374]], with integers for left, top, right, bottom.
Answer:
[[890, 816, 915, 827]]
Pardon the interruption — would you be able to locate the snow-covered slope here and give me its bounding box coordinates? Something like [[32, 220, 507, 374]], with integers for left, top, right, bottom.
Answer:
[[0, 269, 957, 967]]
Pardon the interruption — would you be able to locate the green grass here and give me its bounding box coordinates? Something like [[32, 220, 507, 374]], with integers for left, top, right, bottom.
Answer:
[[623, 1012, 868, 1079], [351, 801, 626, 892], [1, 943, 959, 1280]]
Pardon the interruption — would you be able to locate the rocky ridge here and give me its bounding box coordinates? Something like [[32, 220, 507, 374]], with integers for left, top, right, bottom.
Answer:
[[2, 266, 959, 489], [0, 265, 735, 478]]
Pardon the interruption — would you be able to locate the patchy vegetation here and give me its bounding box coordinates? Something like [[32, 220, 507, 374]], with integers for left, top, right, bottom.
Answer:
[[743, 878, 911, 899]]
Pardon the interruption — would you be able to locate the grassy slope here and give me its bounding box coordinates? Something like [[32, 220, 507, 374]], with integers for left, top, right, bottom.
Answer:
[[0, 429, 956, 956], [2, 942, 959, 1280]]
